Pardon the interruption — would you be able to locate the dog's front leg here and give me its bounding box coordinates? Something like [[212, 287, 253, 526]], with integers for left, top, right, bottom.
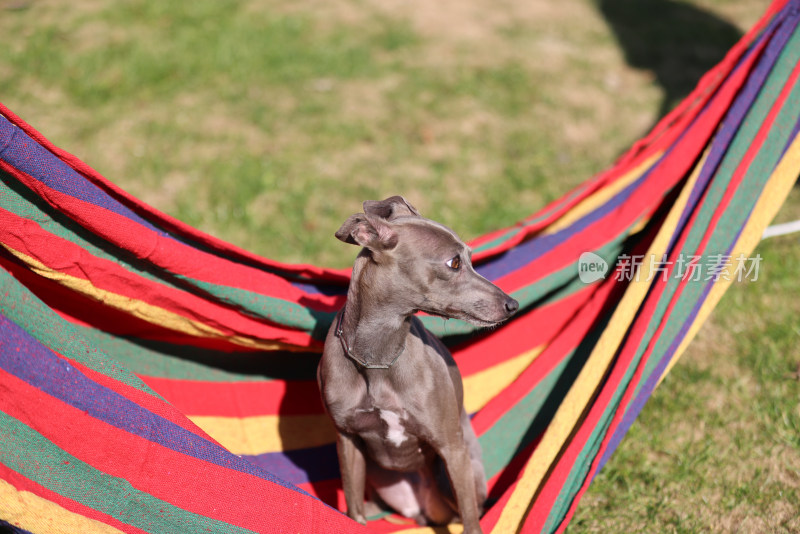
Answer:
[[439, 444, 483, 534], [337, 433, 368, 524]]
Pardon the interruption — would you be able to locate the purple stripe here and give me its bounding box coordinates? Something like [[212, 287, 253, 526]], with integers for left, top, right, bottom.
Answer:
[[473, 19, 788, 286], [294, 163, 655, 293], [0, 116, 169, 238], [595, 1, 800, 473], [596, 239, 742, 472], [668, 5, 797, 253], [476, 167, 654, 281], [0, 312, 307, 495], [246, 443, 340, 485], [291, 280, 347, 296], [601, 117, 800, 472], [782, 107, 800, 158], [0, 520, 34, 534]]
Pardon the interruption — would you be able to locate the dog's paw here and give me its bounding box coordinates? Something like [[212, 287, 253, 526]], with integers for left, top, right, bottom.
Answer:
[[347, 510, 367, 525]]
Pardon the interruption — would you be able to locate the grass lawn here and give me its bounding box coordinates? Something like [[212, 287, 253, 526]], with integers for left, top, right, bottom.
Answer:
[[2, 0, 798, 531]]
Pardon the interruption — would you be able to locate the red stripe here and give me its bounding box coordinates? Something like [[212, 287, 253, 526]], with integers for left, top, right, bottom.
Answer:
[[0, 102, 351, 284], [0, 367, 366, 533], [490, 194, 667, 298], [469, 72, 705, 264], [0, 159, 344, 313], [491, 152, 675, 295], [521, 177, 724, 530], [471, 157, 647, 263], [141, 285, 620, 420], [479, 471, 524, 533], [52, 353, 214, 438], [294, 467, 535, 534], [291, 480, 420, 533], [472, 209, 663, 438], [452, 283, 600, 377], [140, 376, 325, 417], [468, 0, 761, 266], [459, 191, 667, 378], [485, 435, 541, 503], [471, 276, 622, 436], [488, 21, 765, 314], [0, 252, 258, 351], [494, 8, 778, 296], [0, 206, 319, 348], [476, 437, 544, 532], [291, 439, 542, 533], [608, 0, 787, 171], [547, 47, 800, 534], [522, 42, 800, 532], [0, 462, 151, 534], [295, 479, 349, 522], [470, 180, 605, 261]]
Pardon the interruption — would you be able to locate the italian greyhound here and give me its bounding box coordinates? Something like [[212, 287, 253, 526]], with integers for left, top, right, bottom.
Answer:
[[317, 196, 519, 534]]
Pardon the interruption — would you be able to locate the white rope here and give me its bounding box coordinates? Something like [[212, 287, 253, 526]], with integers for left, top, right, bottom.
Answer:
[[762, 219, 800, 239]]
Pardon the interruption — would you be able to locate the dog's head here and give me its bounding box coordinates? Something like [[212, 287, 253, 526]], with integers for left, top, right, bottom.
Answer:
[[336, 196, 519, 326]]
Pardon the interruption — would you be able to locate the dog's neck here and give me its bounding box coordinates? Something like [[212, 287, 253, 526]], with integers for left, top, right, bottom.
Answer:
[[340, 254, 411, 368]]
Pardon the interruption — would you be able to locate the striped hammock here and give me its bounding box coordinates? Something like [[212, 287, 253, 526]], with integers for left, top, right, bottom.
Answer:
[[2, 0, 799, 532]]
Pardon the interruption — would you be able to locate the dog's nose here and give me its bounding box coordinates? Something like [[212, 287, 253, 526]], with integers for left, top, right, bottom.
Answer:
[[504, 297, 519, 315]]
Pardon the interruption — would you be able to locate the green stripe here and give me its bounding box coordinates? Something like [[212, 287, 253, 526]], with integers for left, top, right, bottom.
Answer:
[[422, 224, 637, 338], [479, 357, 569, 479], [181, 276, 334, 338], [0, 171, 330, 338], [479, 309, 612, 480], [0, 269, 316, 381], [631, 25, 800, 404], [0, 412, 256, 534], [542, 26, 800, 531], [108, 337, 321, 382], [0, 268, 156, 392], [0, 172, 185, 290], [472, 184, 593, 254]]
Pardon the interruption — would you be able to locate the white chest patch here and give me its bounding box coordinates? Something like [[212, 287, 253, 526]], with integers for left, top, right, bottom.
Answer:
[[379, 409, 407, 447]]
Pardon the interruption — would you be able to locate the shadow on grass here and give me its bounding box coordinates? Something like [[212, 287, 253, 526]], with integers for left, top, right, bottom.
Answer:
[[597, 0, 743, 123]]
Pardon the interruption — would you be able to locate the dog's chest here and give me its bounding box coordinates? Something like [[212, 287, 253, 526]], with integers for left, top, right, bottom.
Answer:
[[351, 407, 410, 446], [347, 400, 425, 471]]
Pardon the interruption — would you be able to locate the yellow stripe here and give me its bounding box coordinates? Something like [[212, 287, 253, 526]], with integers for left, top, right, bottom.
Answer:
[[0, 246, 291, 351], [190, 346, 546, 456], [0, 478, 124, 534], [463, 345, 544, 414], [658, 133, 800, 384], [491, 148, 710, 533], [543, 153, 662, 235], [189, 414, 336, 455]]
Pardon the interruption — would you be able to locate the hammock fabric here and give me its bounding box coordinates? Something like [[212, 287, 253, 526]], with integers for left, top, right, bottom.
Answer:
[[1, 0, 799, 532]]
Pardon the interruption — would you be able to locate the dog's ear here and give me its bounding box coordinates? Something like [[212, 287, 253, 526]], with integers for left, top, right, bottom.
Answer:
[[363, 196, 420, 221], [335, 213, 398, 251]]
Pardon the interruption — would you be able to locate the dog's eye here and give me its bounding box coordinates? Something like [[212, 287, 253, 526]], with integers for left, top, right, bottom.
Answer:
[[446, 255, 461, 271]]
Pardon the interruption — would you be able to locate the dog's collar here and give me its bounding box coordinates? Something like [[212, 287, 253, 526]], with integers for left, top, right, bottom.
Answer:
[[335, 310, 405, 369]]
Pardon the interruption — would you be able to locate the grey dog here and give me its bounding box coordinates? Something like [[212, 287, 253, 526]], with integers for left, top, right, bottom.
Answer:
[[317, 196, 518, 534]]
